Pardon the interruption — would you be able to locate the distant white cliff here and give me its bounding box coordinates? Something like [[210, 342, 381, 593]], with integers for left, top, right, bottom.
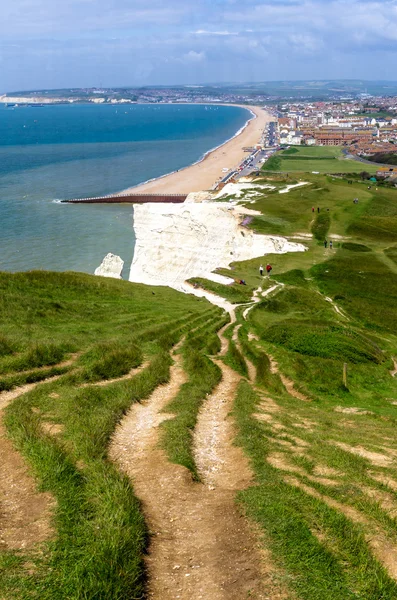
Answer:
[[95, 253, 124, 279], [129, 203, 306, 290]]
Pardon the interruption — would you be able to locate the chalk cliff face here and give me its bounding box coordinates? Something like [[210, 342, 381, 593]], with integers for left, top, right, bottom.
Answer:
[[95, 253, 124, 279], [129, 203, 305, 290]]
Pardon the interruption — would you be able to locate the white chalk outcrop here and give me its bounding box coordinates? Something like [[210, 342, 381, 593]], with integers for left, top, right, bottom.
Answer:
[[129, 203, 306, 291], [95, 253, 124, 279]]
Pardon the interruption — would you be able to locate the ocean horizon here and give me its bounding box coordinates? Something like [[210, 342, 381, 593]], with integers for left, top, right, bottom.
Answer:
[[0, 103, 250, 276]]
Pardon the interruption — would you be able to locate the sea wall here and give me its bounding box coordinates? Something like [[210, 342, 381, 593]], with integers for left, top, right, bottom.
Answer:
[[129, 202, 306, 290]]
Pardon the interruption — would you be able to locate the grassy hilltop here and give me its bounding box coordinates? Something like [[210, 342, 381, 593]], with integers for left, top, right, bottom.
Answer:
[[2, 159, 397, 598]]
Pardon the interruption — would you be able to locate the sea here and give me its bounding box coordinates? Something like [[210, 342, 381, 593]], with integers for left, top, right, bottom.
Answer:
[[0, 103, 250, 277]]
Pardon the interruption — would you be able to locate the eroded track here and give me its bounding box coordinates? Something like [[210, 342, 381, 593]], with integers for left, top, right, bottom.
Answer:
[[110, 325, 269, 599]]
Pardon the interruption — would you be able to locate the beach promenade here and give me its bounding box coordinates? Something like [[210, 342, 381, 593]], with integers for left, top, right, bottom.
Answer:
[[123, 106, 273, 195]]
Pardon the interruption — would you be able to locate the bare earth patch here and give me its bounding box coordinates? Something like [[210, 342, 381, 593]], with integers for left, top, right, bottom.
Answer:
[[267, 453, 338, 487], [40, 421, 64, 436], [293, 418, 316, 432], [335, 406, 374, 416], [369, 473, 397, 492], [360, 485, 397, 519], [313, 465, 343, 478], [390, 358, 397, 378], [333, 442, 393, 467], [256, 396, 281, 414], [283, 475, 397, 581], [0, 381, 55, 551]]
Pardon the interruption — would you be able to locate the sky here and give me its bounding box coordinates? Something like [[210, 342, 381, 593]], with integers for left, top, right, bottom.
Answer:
[[0, 0, 396, 92]]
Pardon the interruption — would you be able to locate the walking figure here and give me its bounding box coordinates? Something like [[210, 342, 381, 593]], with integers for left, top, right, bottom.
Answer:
[[329, 240, 333, 249], [266, 264, 272, 275], [324, 240, 328, 248], [312, 206, 315, 213], [317, 207, 320, 213], [259, 264, 264, 276]]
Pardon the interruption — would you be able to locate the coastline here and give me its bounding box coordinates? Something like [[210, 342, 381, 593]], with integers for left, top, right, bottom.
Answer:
[[121, 105, 273, 195]]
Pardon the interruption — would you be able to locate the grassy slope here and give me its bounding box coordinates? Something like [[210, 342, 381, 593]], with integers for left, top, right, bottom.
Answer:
[[0, 271, 222, 599], [190, 169, 397, 598], [263, 146, 378, 174], [3, 164, 397, 598]]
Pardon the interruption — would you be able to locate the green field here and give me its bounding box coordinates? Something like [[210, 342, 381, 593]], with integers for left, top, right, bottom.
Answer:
[[263, 145, 378, 174]]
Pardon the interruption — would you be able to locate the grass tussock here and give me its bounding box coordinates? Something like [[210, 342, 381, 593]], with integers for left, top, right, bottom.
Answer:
[[78, 341, 143, 383], [160, 322, 225, 479], [223, 339, 248, 377], [312, 211, 331, 241]]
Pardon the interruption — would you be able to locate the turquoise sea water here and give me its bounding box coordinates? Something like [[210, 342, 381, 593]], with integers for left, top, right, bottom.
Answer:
[[0, 103, 249, 275]]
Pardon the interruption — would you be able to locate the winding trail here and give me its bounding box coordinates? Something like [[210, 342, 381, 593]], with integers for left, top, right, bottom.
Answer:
[[110, 325, 270, 599], [0, 355, 79, 552]]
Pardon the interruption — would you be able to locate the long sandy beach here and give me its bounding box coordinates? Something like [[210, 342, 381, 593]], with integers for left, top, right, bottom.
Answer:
[[122, 105, 273, 195]]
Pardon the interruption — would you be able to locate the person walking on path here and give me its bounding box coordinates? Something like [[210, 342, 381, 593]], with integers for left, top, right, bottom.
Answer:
[[259, 264, 264, 276], [312, 207, 315, 213], [317, 207, 320, 213], [324, 240, 328, 248], [266, 264, 272, 275], [329, 240, 333, 249]]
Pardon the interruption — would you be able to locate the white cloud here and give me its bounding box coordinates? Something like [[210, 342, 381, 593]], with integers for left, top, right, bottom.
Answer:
[[193, 30, 238, 36], [182, 50, 206, 62]]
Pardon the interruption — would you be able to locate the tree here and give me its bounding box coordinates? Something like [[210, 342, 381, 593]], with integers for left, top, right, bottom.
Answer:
[[359, 171, 370, 180]]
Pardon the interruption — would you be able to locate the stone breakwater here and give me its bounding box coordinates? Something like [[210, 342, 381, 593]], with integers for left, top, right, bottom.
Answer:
[[129, 202, 306, 290]]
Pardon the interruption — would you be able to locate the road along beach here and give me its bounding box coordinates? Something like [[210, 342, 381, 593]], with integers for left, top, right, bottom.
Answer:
[[122, 106, 273, 195]]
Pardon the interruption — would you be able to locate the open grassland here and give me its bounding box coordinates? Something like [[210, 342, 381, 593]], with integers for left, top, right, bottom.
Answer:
[[263, 145, 378, 174], [0, 272, 223, 599]]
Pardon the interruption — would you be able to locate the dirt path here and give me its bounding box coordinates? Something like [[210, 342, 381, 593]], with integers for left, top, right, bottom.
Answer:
[[268, 354, 309, 402], [110, 323, 274, 599], [0, 372, 62, 551]]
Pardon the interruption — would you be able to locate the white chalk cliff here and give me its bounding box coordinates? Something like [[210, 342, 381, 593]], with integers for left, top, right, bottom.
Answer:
[[129, 203, 306, 290], [95, 253, 124, 279]]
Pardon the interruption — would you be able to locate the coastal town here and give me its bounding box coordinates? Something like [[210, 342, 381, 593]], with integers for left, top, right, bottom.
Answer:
[[274, 97, 397, 159]]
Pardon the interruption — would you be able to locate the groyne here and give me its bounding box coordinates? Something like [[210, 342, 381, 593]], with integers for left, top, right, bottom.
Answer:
[[61, 193, 187, 204]]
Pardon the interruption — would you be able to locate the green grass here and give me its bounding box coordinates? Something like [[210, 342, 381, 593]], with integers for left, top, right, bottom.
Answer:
[[385, 245, 397, 265], [187, 276, 254, 303], [223, 338, 248, 377], [0, 271, 222, 599], [311, 252, 397, 334], [347, 191, 397, 241], [233, 380, 397, 600], [262, 146, 378, 174], [312, 211, 331, 241]]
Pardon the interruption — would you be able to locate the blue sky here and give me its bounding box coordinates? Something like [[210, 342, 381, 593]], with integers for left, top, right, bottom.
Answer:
[[0, 0, 396, 91]]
